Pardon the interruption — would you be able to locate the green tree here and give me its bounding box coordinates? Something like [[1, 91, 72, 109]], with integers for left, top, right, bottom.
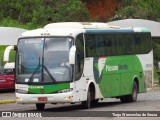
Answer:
[[0, 0, 89, 29], [111, 0, 160, 22]]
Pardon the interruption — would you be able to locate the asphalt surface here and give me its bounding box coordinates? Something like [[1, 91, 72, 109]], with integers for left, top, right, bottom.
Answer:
[[0, 89, 15, 100], [0, 84, 160, 120]]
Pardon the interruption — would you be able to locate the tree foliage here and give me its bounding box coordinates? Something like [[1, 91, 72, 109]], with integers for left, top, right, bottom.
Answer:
[[111, 0, 160, 22], [0, 0, 89, 29]]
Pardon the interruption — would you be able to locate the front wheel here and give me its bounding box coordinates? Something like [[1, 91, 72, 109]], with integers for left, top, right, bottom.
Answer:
[[81, 88, 91, 109], [36, 103, 45, 110]]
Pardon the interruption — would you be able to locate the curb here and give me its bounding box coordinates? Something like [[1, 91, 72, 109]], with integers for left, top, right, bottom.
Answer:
[[0, 99, 16, 104]]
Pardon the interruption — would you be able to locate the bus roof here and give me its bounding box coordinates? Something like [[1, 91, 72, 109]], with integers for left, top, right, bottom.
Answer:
[[44, 22, 110, 29], [20, 22, 151, 37]]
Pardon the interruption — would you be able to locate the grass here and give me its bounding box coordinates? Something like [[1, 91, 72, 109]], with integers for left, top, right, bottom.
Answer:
[[0, 46, 6, 66]]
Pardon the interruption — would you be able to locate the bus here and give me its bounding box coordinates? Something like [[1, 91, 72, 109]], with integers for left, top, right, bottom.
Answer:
[[15, 22, 153, 110]]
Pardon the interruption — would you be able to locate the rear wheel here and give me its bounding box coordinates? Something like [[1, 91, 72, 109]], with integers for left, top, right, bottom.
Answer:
[[120, 81, 138, 103], [36, 103, 45, 110], [128, 81, 138, 102], [120, 96, 127, 103]]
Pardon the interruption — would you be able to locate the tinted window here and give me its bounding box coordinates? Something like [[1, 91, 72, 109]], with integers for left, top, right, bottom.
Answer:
[[116, 33, 125, 55], [75, 34, 84, 80], [85, 32, 152, 57], [135, 33, 152, 54], [0, 69, 13, 75], [85, 34, 96, 57], [125, 33, 135, 54]]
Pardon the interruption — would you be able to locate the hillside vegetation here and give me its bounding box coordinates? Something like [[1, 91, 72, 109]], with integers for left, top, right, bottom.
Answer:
[[1, 0, 160, 28], [113, 0, 160, 22], [0, 0, 89, 29]]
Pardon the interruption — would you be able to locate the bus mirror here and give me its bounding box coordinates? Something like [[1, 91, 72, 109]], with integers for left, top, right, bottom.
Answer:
[[69, 46, 76, 65]]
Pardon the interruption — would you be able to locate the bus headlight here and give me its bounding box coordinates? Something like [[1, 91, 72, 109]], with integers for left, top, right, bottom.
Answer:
[[58, 88, 73, 93], [16, 89, 28, 94]]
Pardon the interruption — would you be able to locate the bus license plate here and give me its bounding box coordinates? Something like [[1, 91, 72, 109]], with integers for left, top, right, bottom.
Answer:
[[38, 97, 47, 101]]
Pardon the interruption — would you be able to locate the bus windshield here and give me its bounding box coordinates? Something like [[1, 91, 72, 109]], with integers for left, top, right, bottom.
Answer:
[[16, 37, 73, 84]]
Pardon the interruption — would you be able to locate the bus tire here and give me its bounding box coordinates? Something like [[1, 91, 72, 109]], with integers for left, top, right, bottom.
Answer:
[[127, 81, 138, 102], [120, 81, 138, 103], [36, 103, 45, 110], [81, 88, 91, 109], [91, 99, 99, 106], [120, 96, 127, 103]]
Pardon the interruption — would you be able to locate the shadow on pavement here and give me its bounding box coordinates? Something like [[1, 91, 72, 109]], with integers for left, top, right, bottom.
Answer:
[[0, 89, 15, 93]]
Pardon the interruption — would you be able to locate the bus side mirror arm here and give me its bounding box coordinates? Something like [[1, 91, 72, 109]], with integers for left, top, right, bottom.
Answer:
[[69, 46, 76, 65]]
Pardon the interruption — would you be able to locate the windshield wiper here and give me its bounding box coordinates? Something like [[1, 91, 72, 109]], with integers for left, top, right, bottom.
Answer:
[[28, 57, 41, 83], [42, 64, 56, 83], [28, 57, 56, 83]]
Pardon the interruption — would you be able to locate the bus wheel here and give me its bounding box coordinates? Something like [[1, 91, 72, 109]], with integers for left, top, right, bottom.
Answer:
[[81, 88, 91, 109], [128, 81, 138, 102], [91, 99, 99, 106], [120, 81, 138, 103], [120, 96, 127, 103], [36, 103, 45, 110]]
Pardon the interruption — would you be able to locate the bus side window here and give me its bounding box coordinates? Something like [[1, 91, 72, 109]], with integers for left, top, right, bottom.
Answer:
[[116, 33, 125, 55], [75, 34, 84, 80], [95, 34, 106, 56], [135, 33, 152, 54], [135, 33, 143, 54], [85, 34, 96, 57], [105, 35, 112, 56], [125, 33, 135, 54], [143, 33, 152, 53], [105, 34, 117, 56]]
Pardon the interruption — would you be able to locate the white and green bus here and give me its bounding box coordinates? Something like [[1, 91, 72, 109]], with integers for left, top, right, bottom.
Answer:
[[15, 22, 153, 110]]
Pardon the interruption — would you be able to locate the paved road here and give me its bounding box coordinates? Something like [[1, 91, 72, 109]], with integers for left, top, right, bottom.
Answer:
[[0, 89, 15, 100], [0, 85, 160, 120]]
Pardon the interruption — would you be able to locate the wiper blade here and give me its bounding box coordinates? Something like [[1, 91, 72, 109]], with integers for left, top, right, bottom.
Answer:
[[28, 63, 56, 83], [28, 57, 40, 83], [42, 65, 56, 83]]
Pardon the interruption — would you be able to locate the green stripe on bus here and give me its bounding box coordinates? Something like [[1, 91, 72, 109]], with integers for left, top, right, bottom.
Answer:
[[28, 83, 70, 94]]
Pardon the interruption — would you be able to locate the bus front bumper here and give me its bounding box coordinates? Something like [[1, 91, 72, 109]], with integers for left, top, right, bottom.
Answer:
[[16, 92, 73, 104]]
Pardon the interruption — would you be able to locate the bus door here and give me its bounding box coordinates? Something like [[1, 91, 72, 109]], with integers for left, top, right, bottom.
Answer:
[[73, 34, 86, 102]]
